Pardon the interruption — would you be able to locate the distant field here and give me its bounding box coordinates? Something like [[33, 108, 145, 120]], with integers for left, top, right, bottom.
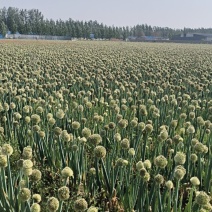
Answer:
[[0, 40, 211, 211]]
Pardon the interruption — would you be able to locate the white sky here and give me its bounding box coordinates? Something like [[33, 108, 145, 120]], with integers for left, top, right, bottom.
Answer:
[[1, 0, 212, 29]]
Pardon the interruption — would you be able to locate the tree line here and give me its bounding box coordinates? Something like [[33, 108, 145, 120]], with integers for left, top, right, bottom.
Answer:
[[1, 7, 212, 39]]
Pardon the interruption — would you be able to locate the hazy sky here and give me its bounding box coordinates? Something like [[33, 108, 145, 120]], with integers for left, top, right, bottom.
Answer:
[[1, 0, 212, 29]]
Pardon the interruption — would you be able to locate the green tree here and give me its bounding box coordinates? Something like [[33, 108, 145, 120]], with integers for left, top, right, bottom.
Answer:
[[0, 21, 7, 37], [7, 7, 18, 33]]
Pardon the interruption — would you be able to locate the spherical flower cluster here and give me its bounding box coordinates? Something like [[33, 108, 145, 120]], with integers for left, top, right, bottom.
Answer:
[[173, 134, 183, 144], [114, 133, 121, 142], [159, 130, 168, 141], [87, 206, 98, 212], [189, 112, 195, 119], [88, 134, 102, 146], [203, 145, 208, 154], [118, 119, 128, 129], [31, 169, 42, 182], [10, 102, 16, 109], [27, 130, 32, 137], [197, 116, 205, 126], [61, 130, 73, 142], [190, 153, 198, 163], [82, 127, 91, 138], [0, 155, 7, 168], [145, 124, 153, 134], [30, 203, 41, 212], [93, 114, 99, 122], [47, 197, 59, 212], [71, 144, 78, 152], [38, 130, 45, 138], [180, 113, 187, 119], [136, 161, 144, 171], [89, 167, 96, 175], [130, 119, 138, 128], [86, 102, 92, 109], [19, 188, 31, 202], [1, 144, 13, 156], [187, 125, 195, 134], [128, 148, 135, 156], [199, 208, 207, 212], [72, 121, 81, 130], [174, 165, 186, 181], [179, 128, 185, 136], [108, 122, 116, 130], [54, 127, 62, 136], [191, 138, 199, 146], [143, 159, 151, 169], [190, 176, 200, 186], [116, 158, 125, 166], [154, 155, 168, 169], [195, 191, 210, 206], [48, 118, 56, 126], [121, 104, 128, 111], [23, 105, 30, 113], [201, 203, 212, 211], [36, 106, 43, 114], [32, 194, 41, 203], [142, 172, 150, 182], [170, 120, 178, 128], [138, 122, 145, 131], [169, 149, 174, 155], [23, 159, 33, 176], [61, 166, 74, 178], [23, 159, 33, 169], [17, 159, 24, 168], [123, 159, 129, 166], [205, 120, 211, 128], [32, 125, 40, 132], [184, 121, 191, 128], [116, 114, 123, 122], [79, 137, 87, 144], [205, 129, 211, 134], [77, 105, 84, 112], [174, 152, 186, 165], [94, 146, 106, 158], [31, 114, 41, 124], [0, 127, 4, 134], [159, 125, 167, 132], [140, 167, 147, 177], [56, 109, 65, 119], [139, 105, 148, 116], [14, 112, 22, 120], [25, 116, 31, 123], [194, 142, 207, 154], [19, 180, 26, 188], [58, 186, 70, 201], [74, 198, 88, 211], [165, 180, 173, 190], [3, 103, 9, 111], [154, 174, 164, 185], [121, 138, 130, 149]]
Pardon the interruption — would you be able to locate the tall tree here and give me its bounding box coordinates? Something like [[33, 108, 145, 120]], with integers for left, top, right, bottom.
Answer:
[[0, 21, 7, 37], [2, 6, 212, 40], [7, 7, 18, 33]]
